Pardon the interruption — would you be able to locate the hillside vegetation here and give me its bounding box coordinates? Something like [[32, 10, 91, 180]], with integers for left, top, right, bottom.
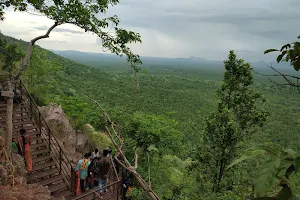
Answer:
[[1, 32, 300, 199]]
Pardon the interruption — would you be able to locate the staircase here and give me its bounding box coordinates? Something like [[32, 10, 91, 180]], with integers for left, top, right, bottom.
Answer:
[[0, 78, 121, 200], [0, 79, 74, 199]]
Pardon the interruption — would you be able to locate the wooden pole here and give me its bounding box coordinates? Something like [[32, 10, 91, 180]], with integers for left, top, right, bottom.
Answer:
[[5, 80, 14, 158]]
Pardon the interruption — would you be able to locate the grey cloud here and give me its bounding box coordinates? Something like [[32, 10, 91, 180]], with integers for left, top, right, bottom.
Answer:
[[105, 0, 300, 61], [6, 0, 298, 61], [34, 26, 83, 34]]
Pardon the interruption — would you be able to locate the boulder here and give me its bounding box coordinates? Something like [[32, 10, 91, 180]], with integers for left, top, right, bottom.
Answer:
[[76, 131, 89, 154], [39, 104, 77, 155], [11, 153, 26, 177]]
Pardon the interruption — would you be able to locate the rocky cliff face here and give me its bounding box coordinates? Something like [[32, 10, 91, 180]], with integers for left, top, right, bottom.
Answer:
[[39, 104, 89, 165], [0, 184, 54, 200], [0, 137, 55, 200]]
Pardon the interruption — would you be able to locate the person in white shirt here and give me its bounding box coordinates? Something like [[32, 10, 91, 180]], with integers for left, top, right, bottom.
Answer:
[[92, 148, 100, 159]]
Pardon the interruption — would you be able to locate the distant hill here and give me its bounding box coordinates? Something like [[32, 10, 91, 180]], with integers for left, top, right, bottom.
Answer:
[[52, 49, 292, 71]]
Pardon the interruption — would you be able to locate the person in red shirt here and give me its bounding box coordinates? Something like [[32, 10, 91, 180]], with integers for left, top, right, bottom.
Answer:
[[18, 128, 32, 173]]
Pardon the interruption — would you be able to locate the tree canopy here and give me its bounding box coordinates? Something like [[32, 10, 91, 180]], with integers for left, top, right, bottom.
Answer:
[[201, 50, 268, 192], [1, 0, 142, 80]]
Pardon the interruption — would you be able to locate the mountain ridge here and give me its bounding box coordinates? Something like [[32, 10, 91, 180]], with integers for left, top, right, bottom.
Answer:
[[51, 49, 291, 69]]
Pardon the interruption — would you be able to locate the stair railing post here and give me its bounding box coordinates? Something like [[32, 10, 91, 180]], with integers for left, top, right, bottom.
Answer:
[[14, 81, 16, 92], [29, 97, 32, 115], [38, 112, 41, 136], [19, 80, 23, 100], [59, 147, 62, 174], [48, 126, 51, 152], [71, 166, 75, 195]]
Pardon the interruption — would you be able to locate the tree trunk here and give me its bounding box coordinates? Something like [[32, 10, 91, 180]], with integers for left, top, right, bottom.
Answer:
[[216, 159, 225, 192], [212, 160, 219, 192], [5, 80, 13, 158], [131, 170, 160, 200]]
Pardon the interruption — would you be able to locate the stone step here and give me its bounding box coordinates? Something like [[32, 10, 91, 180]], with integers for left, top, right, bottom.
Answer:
[[48, 182, 67, 193], [31, 148, 49, 157], [27, 167, 59, 182], [32, 155, 52, 164], [33, 161, 56, 172], [38, 175, 64, 186]]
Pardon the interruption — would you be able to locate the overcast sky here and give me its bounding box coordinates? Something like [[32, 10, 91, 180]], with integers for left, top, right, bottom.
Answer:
[[1, 0, 300, 61]]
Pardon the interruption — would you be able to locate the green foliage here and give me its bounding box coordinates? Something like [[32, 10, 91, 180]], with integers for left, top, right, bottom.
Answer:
[[125, 112, 183, 152], [227, 148, 266, 168], [1, 0, 142, 71], [150, 154, 196, 200], [229, 146, 300, 199], [0, 36, 24, 74], [264, 35, 300, 71], [202, 50, 268, 192], [23, 48, 62, 102], [3, 33, 300, 199], [83, 125, 113, 150], [255, 158, 280, 197]]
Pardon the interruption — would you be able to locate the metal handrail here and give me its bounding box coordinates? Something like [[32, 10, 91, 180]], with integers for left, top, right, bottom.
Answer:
[[4, 79, 122, 199], [17, 80, 75, 193], [19, 80, 73, 165], [71, 180, 121, 200]]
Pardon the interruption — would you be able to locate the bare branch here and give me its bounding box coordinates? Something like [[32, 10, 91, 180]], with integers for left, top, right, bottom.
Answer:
[[253, 64, 300, 91], [147, 152, 151, 188], [109, 155, 119, 181], [134, 150, 138, 169], [13, 21, 63, 80]]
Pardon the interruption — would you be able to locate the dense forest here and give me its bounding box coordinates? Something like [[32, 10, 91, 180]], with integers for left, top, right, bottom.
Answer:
[[1, 32, 300, 200]]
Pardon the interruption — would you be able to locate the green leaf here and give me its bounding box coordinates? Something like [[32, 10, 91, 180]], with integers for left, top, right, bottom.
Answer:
[[276, 51, 287, 63], [293, 60, 300, 71], [279, 159, 292, 174], [258, 145, 280, 157], [294, 157, 300, 172], [254, 158, 281, 197], [227, 148, 266, 169], [264, 49, 279, 54], [253, 198, 278, 200], [280, 44, 291, 51], [283, 149, 297, 159]]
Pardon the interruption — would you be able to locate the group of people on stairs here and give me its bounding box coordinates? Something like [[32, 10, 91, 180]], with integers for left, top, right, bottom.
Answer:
[[75, 148, 133, 200], [11, 128, 32, 173], [75, 148, 112, 198]]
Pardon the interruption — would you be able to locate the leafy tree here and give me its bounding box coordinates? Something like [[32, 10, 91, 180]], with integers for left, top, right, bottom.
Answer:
[[264, 35, 300, 71], [1, 0, 142, 157], [125, 112, 183, 153], [1, 0, 142, 79], [262, 35, 300, 91], [0, 36, 24, 74], [151, 154, 195, 200], [23, 48, 62, 103], [201, 50, 268, 192]]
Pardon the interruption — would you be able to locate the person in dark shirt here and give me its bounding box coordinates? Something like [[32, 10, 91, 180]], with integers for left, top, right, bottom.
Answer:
[[95, 149, 110, 194]]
